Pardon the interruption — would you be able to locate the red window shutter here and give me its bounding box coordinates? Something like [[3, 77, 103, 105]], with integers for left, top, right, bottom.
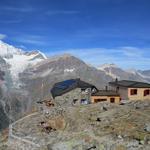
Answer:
[[130, 89, 133, 95], [130, 89, 137, 95], [144, 90, 146, 96], [144, 90, 150, 96]]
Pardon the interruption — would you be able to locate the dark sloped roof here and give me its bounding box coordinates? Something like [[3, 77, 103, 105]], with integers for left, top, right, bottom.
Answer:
[[109, 80, 150, 88], [51, 78, 97, 98], [92, 90, 120, 96]]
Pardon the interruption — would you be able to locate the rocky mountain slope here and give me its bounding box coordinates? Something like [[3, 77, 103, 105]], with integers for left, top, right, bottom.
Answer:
[[98, 63, 150, 82], [138, 70, 150, 82]]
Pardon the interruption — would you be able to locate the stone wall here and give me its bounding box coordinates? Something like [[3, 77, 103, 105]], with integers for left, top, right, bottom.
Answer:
[[54, 88, 82, 106], [54, 88, 88, 106]]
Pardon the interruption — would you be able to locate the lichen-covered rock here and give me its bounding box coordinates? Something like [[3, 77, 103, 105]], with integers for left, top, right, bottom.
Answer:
[[144, 123, 150, 132]]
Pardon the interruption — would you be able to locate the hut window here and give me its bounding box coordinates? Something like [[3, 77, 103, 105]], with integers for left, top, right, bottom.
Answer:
[[110, 98, 115, 103], [144, 90, 150, 96], [130, 89, 137, 95], [81, 88, 85, 92], [94, 99, 107, 103], [81, 99, 88, 104]]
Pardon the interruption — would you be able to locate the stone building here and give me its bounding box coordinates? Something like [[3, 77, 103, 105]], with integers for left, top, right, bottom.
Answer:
[[51, 78, 97, 106]]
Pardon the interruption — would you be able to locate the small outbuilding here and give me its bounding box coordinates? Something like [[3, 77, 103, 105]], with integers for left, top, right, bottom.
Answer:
[[91, 90, 121, 104]]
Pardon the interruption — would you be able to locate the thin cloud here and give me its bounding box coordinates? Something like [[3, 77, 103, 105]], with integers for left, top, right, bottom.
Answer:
[[46, 10, 79, 15], [119, 46, 144, 57], [15, 35, 48, 45], [0, 19, 22, 24], [45, 46, 150, 69], [0, 34, 7, 40], [1, 6, 35, 13], [19, 39, 46, 45]]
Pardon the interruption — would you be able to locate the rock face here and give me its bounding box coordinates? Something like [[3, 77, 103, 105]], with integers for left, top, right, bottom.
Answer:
[[0, 103, 9, 131], [0, 58, 10, 131]]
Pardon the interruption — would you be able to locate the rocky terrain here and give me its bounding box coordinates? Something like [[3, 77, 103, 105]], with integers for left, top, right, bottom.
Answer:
[[0, 100, 149, 150]]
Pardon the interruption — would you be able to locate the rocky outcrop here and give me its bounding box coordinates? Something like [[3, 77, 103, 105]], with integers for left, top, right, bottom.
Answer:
[[0, 103, 9, 131]]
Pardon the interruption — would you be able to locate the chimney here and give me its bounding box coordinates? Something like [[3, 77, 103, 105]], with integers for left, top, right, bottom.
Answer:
[[105, 86, 108, 91], [115, 78, 118, 83]]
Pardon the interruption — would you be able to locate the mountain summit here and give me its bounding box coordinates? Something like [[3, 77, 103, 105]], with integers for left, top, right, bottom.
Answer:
[[0, 40, 23, 57], [98, 63, 119, 70], [0, 41, 47, 86]]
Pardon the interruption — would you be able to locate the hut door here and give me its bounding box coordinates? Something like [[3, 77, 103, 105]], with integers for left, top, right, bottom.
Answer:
[[110, 98, 115, 103]]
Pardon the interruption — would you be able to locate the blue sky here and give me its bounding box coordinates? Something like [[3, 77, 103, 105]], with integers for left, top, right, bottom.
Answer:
[[0, 0, 150, 69]]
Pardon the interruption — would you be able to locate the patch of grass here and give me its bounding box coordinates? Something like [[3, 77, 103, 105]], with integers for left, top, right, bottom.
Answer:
[[132, 131, 149, 141], [115, 145, 126, 150]]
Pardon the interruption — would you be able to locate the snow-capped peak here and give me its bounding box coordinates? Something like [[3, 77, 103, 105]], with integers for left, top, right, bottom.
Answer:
[[0, 41, 47, 87], [36, 51, 47, 59], [25, 50, 47, 59], [98, 63, 118, 70], [0, 40, 23, 57], [98, 63, 120, 79]]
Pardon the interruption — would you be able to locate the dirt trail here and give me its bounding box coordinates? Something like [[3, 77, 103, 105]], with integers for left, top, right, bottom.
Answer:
[[8, 112, 41, 149]]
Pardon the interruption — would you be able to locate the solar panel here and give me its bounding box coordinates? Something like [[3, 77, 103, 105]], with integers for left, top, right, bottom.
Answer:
[[55, 80, 76, 89], [55, 84, 67, 89], [61, 79, 76, 86], [55, 79, 76, 90]]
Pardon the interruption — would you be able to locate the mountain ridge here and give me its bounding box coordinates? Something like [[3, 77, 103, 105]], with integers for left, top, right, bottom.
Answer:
[[98, 63, 150, 82]]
